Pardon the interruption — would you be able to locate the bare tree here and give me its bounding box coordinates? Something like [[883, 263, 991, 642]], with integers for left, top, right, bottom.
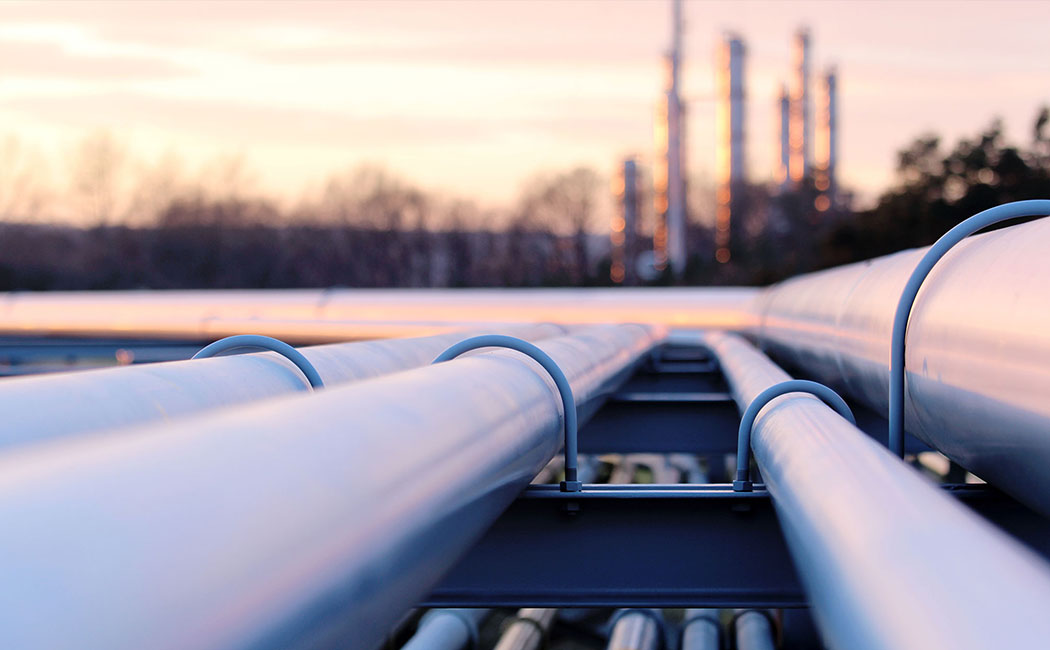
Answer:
[[517, 166, 601, 283], [69, 130, 127, 225], [0, 135, 51, 221]]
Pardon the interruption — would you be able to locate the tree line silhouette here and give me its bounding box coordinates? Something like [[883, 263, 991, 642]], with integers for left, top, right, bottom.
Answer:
[[1, 108, 1049, 291]]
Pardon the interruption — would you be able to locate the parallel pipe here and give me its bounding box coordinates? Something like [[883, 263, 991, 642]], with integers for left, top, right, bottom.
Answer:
[[400, 609, 489, 650], [752, 215, 1050, 514], [405, 453, 610, 650], [706, 331, 1050, 650], [0, 324, 565, 452], [606, 609, 662, 650], [732, 611, 775, 650], [0, 324, 662, 650], [0, 287, 756, 340], [492, 608, 557, 650], [679, 609, 720, 650]]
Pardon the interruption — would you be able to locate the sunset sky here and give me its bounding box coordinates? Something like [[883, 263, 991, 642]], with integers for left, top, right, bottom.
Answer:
[[1, 0, 1048, 218]]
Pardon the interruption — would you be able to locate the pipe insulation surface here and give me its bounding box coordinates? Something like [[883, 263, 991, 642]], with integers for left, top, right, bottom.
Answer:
[[680, 609, 720, 650], [706, 331, 1050, 650], [0, 324, 663, 650], [0, 287, 756, 339], [492, 608, 557, 650], [400, 609, 489, 650], [0, 324, 567, 452], [606, 610, 661, 650], [733, 611, 775, 650], [752, 217, 1050, 513]]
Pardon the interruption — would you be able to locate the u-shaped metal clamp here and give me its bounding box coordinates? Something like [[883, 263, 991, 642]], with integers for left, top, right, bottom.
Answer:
[[193, 334, 325, 390], [432, 334, 581, 492], [734, 379, 854, 492], [889, 199, 1050, 458]]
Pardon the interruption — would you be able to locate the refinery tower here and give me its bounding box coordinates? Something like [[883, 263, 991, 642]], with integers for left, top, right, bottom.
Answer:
[[715, 33, 746, 263], [654, 0, 687, 278]]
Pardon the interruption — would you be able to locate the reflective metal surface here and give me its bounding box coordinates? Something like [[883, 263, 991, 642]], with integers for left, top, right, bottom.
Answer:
[[0, 287, 756, 341], [606, 610, 661, 650], [706, 331, 1050, 650], [0, 324, 566, 452], [0, 324, 662, 650], [492, 608, 556, 650], [753, 217, 1050, 514]]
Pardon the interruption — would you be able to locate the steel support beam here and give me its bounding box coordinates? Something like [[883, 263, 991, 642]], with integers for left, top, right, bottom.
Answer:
[[0, 324, 662, 650], [427, 482, 1050, 608], [707, 331, 1050, 650], [427, 485, 803, 607]]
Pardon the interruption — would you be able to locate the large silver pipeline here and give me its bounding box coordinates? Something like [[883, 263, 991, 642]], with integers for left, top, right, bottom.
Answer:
[[706, 331, 1050, 650], [0, 287, 756, 340], [751, 217, 1050, 514], [0, 324, 566, 453], [0, 324, 662, 650]]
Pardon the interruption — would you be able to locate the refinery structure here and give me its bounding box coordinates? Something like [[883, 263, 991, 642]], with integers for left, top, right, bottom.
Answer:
[[622, 7, 840, 278], [4, 3, 1050, 650]]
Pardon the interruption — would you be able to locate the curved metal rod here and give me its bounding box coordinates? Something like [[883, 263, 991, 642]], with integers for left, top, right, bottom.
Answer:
[[433, 334, 580, 492], [734, 379, 854, 492], [889, 199, 1050, 457], [192, 334, 325, 390]]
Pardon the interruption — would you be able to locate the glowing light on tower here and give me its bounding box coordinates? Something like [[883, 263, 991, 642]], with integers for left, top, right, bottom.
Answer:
[[611, 158, 640, 285]]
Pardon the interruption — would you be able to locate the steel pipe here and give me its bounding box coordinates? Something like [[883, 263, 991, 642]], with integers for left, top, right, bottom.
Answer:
[[706, 331, 1050, 650], [887, 200, 1050, 457], [492, 608, 557, 650], [0, 324, 565, 453], [433, 335, 581, 490], [0, 323, 662, 650], [401, 609, 489, 650], [680, 609, 720, 650], [606, 609, 662, 650], [0, 287, 756, 340], [752, 215, 1050, 514], [732, 611, 775, 650]]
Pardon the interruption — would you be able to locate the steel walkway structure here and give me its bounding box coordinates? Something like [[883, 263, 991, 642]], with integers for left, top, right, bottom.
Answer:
[[0, 202, 1049, 649]]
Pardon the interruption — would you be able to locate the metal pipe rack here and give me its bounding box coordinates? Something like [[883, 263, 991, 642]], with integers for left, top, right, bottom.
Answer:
[[0, 324, 661, 650], [1, 205, 1050, 649], [707, 331, 1050, 649], [0, 324, 566, 451]]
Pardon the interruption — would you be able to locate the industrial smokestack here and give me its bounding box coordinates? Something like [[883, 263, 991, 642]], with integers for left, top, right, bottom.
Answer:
[[715, 33, 746, 263], [777, 84, 790, 187], [814, 67, 838, 209], [654, 0, 687, 278]]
